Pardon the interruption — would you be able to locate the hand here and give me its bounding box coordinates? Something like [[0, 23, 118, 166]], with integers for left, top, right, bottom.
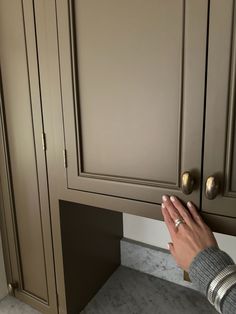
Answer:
[[161, 195, 218, 272]]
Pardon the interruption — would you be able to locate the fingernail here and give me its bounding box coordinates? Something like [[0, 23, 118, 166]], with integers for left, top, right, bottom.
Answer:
[[162, 195, 168, 201], [167, 243, 170, 250], [170, 196, 176, 202], [161, 203, 165, 209], [187, 201, 192, 208]]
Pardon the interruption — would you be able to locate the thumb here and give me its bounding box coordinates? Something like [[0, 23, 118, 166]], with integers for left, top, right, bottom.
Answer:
[[167, 242, 175, 257]]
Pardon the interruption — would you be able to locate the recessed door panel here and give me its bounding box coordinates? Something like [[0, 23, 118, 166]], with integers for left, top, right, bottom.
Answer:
[[57, 0, 209, 205], [75, 0, 181, 183]]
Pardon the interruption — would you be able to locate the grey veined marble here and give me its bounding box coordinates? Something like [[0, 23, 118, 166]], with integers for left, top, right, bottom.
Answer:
[[121, 238, 195, 290], [0, 240, 217, 314], [82, 266, 217, 314], [0, 268, 217, 314], [0, 296, 41, 314]]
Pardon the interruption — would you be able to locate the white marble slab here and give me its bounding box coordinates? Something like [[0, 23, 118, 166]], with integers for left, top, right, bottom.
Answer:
[[82, 266, 217, 314], [121, 238, 196, 290]]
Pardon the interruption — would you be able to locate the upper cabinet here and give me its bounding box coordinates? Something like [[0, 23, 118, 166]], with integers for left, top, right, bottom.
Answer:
[[56, 0, 209, 206], [203, 0, 236, 219], [30, 0, 236, 232]]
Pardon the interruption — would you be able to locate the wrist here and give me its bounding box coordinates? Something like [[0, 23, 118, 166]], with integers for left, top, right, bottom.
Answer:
[[189, 246, 234, 294]]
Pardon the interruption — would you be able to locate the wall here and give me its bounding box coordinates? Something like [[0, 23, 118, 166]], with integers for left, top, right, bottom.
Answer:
[[123, 214, 236, 261], [0, 232, 7, 300]]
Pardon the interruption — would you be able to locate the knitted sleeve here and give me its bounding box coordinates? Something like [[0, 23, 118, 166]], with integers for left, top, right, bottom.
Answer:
[[189, 247, 236, 314]]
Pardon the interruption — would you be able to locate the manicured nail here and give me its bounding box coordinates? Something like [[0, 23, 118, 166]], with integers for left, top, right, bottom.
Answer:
[[187, 201, 192, 208], [167, 243, 170, 250], [170, 196, 176, 202], [162, 195, 168, 201], [161, 203, 165, 209]]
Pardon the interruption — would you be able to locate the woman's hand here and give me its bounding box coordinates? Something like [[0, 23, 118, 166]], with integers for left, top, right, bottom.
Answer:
[[161, 195, 218, 271]]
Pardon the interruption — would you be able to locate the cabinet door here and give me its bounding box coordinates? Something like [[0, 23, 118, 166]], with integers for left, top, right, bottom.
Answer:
[[56, 0, 208, 205], [0, 1, 57, 313], [202, 0, 236, 218]]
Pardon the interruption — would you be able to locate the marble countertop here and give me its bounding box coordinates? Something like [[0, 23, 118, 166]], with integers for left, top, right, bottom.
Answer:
[[0, 266, 217, 314], [82, 266, 217, 314]]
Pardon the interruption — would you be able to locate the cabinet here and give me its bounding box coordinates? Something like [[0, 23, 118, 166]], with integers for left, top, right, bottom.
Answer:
[[56, 0, 208, 207], [202, 0, 236, 219], [51, 0, 236, 229], [1, 1, 236, 314], [34, 0, 236, 231], [0, 1, 57, 313]]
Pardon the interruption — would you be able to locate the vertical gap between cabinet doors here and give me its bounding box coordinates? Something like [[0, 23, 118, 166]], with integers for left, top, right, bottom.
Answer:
[[177, 0, 186, 189], [63, 0, 85, 178], [199, 0, 211, 212], [0, 78, 14, 286], [54, 0, 70, 185]]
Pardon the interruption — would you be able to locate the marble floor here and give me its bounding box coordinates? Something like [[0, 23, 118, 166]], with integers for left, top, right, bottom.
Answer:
[[81, 266, 217, 314], [0, 295, 41, 314], [0, 266, 217, 314]]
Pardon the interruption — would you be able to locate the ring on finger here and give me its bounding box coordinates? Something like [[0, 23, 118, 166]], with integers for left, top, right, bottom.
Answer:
[[174, 218, 185, 230]]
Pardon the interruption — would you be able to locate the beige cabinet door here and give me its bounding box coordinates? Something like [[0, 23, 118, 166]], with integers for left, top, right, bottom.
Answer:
[[0, 1, 57, 313], [56, 0, 208, 206], [202, 0, 236, 219]]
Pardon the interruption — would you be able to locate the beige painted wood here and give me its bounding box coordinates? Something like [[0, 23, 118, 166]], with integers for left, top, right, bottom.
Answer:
[[31, 1, 68, 312], [57, 0, 208, 206], [0, 0, 57, 312], [34, 3, 236, 313], [33, 1, 211, 312], [0, 84, 19, 299], [75, 0, 182, 183], [202, 0, 236, 218], [58, 0, 207, 204]]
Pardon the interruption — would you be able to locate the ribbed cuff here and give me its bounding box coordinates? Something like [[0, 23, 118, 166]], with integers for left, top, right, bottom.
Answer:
[[189, 247, 235, 295]]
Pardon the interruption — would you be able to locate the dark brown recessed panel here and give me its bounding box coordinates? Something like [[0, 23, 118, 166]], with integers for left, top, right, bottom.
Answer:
[[202, 213, 236, 237], [60, 200, 123, 314]]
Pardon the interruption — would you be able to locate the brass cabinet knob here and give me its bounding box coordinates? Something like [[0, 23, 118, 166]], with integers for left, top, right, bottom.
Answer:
[[205, 176, 220, 200], [181, 172, 195, 195], [8, 282, 18, 295]]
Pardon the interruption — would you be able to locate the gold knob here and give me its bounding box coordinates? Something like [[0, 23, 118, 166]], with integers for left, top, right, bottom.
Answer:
[[8, 282, 18, 295], [181, 172, 194, 195], [205, 176, 220, 200]]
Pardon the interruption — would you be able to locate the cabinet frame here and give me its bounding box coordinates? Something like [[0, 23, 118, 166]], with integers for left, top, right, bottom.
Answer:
[[202, 0, 236, 219], [53, 0, 210, 207], [0, 0, 58, 312]]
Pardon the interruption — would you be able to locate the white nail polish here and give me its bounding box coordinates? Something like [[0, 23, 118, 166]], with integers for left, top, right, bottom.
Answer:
[[167, 243, 170, 250], [170, 196, 176, 202], [162, 195, 168, 201], [161, 203, 165, 208], [187, 201, 192, 207]]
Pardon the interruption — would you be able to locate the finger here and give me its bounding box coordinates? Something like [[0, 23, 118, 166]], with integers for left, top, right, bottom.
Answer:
[[162, 195, 184, 225], [167, 242, 176, 259], [170, 196, 194, 226], [161, 204, 176, 239], [187, 201, 204, 226]]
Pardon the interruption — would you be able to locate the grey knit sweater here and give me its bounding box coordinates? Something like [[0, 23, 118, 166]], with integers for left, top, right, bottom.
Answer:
[[189, 247, 236, 314]]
